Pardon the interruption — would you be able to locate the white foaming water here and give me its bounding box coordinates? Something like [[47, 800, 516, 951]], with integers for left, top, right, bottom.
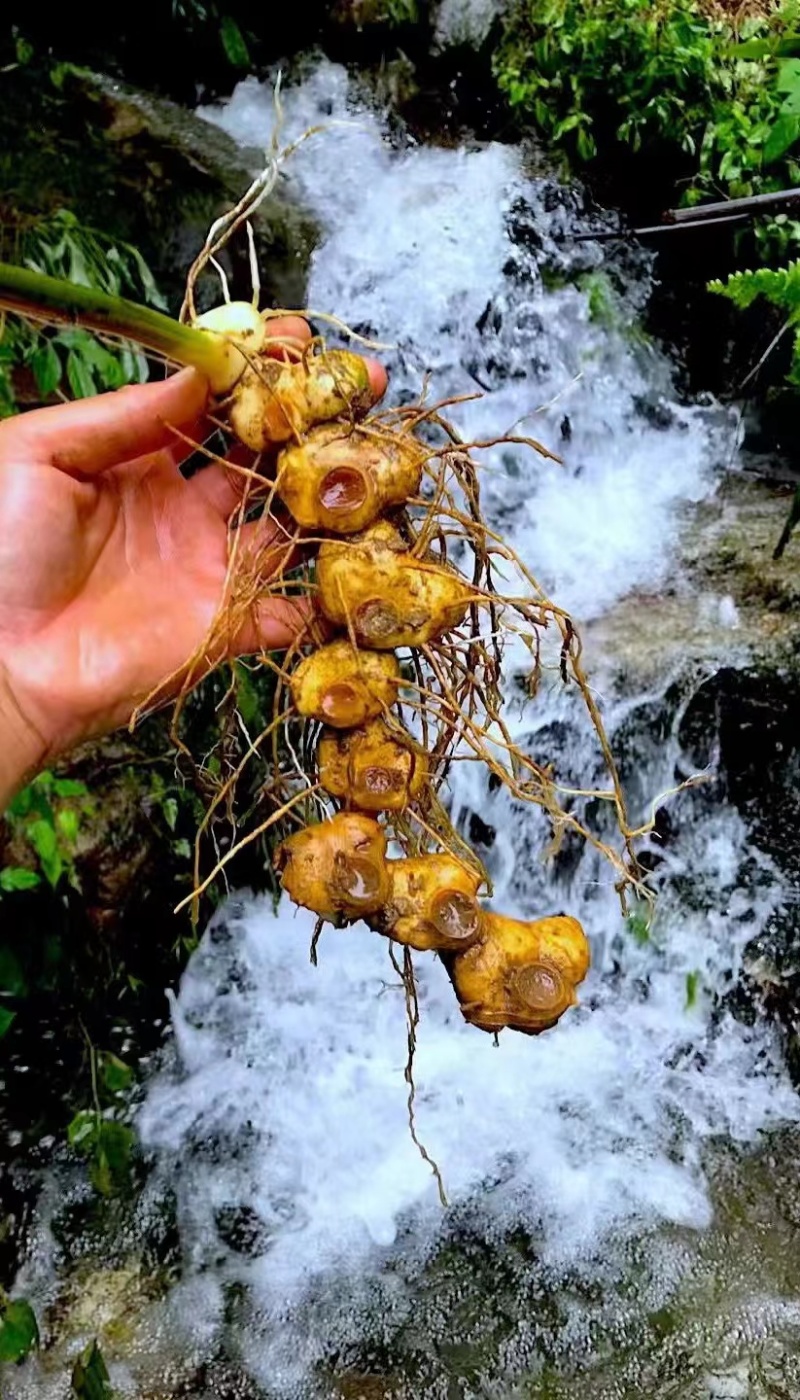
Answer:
[[433, 0, 508, 47], [134, 65, 800, 1394]]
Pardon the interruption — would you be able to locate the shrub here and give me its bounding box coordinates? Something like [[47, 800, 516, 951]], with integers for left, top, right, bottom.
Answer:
[[495, 0, 723, 161]]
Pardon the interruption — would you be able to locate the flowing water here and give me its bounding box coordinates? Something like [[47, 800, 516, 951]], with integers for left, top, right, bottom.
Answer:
[[9, 61, 800, 1400]]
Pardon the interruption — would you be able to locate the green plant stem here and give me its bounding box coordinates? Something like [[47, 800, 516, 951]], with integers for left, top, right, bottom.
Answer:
[[0, 262, 224, 380]]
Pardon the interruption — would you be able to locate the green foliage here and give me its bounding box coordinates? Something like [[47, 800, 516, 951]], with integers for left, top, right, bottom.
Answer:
[[380, 0, 420, 21], [496, 0, 800, 249], [171, 1, 252, 68], [710, 260, 800, 381], [626, 909, 652, 947], [0, 866, 41, 893], [709, 258, 800, 312], [68, 1113, 136, 1197], [71, 1340, 116, 1399], [710, 261, 800, 552], [142, 769, 197, 866], [0, 209, 163, 415], [0, 1291, 39, 1364], [495, 0, 720, 162], [2, 771, 94, 896], [68, 1037, 137, 1197], [22, 209, 164, 306], [219, 13, 251, 66], [100, 1052, 135, 1095], [1, 772, 95, 1043]]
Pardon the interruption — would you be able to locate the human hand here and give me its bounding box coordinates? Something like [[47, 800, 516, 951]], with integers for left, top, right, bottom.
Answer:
[[0, 323, 387, 805]]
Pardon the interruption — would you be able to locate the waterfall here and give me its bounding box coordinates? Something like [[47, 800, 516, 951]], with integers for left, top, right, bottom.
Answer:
[[9, 59, 799, 1400]]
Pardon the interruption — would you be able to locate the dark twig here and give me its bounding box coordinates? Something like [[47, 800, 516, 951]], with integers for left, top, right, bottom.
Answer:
[[568, 186, 800, 243]]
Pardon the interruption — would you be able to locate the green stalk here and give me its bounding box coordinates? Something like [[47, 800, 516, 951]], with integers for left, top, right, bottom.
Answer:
[[0, 261, 232, 385]]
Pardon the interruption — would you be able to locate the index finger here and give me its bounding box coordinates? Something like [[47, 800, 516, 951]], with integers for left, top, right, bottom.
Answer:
[[2, 315, 316, 479], [1, 368, 209, 478]]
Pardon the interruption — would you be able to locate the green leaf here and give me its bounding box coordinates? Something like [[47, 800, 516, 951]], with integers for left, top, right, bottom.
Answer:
[[100, 1053, 134, 1095], [576, 126, 597, 161], [626, 912, 651, 946], [68, 1109, 98, 1150], [26, 819, 63, 888], [56, 808, 80, 845], [118, 344, 148, 383], [685, 969, 701, 1011], [0, 867, 41, 893], [172, 838, 192, 860], [30, 341, 62, 397], [78, 336, 125, 390], [51, 778, 89, 800], [234, 660, 264, 731], [162, 797, 179, 833], [728, 35, 800, 60], [14, 36, 34, 65], [220, 14, 250, 67], [0, 1006, 16, 1039], [777, 57, 800, 94], [71, 1339, 115, 1399], [0, 364, 17, 418], [49, 60, 88, 91], [65, 349, 97, 400], [0, 1296, 39, 1363], [69, 1112, 135, 1196], [128, 249, 168, 311], [764, 113, 800, 163], [90, 1121, 135, 1197]]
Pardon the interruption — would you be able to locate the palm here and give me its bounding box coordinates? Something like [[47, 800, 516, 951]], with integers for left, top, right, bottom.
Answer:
[[0, 364, 306, 759], [0, 448, 234, 746]]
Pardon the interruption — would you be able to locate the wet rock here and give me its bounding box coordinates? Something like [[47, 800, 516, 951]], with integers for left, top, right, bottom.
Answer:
[[45, 1260, 158, 1359], [333, 1376, 402, 1399], [583, 474, 800, 1081], [468, 811, 496, 848], [0, 728, 194, 946], [678, 666, 800, 870], [584, 474, 800, 688], [1, 58, 318, 318], [214, 1204, 271, 1257], [432, 0, 502, 49], [72, 71, 319, 312], [632, 393, 678, 431]]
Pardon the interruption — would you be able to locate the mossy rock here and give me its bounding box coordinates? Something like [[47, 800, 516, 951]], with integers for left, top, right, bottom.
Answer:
[[0, 60, 319, 316]]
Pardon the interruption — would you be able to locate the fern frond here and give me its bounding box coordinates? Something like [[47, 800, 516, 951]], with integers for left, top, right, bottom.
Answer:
[[709, 260, 800, 314]]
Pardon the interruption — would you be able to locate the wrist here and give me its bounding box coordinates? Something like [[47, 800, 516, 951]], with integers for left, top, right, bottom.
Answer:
[[0, 668, 47, 810]]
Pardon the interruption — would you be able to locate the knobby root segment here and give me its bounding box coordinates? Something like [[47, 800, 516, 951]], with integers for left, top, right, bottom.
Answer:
[[160, 326, 671, 1061], [119, 290, 668, 1037], [0, 137, 694, 1198]]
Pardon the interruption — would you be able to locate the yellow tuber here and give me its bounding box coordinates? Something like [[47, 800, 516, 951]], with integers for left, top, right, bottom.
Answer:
[[317, 520, 473, 648], [0, 275, 618, 1054], [317, 718, 428, 813], [276, 425, 425, 534], [194, 301, 269, 392], [274, 811, 389, 921], [370, 854, 484, 952], [290, 640, 401, 728], [229, 350, 373, 451], [446, 912, 590, 1035]]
